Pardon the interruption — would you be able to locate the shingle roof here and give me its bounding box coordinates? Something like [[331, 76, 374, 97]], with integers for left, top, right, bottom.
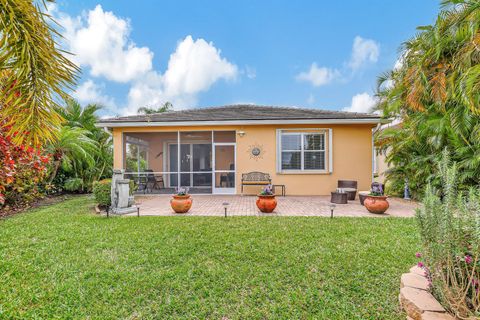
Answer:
[[98, 104, 381, 125]]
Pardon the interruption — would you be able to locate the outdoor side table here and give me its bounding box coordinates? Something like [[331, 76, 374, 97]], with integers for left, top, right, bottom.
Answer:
[[272, 184, 286, 196], [330, 191, 347, 204]]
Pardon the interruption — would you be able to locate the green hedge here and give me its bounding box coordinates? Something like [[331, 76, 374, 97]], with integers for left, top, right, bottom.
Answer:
[[92, 179, 111, 207]]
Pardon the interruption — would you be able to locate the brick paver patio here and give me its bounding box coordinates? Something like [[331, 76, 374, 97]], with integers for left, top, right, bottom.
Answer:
[[130, 195, 418, 217]]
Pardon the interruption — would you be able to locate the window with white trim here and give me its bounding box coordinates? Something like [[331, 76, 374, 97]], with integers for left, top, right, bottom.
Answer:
[[279, 131, 326, 171]]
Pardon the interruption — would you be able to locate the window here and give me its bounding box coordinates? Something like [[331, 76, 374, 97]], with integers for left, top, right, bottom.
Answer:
[[279, 131, 326, 171]]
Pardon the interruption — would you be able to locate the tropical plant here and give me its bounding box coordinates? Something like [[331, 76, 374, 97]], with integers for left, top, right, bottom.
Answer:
[[376, 0, 480, 198], [47, 126, 97, 187], [63, 178, 83, 192], [137, 102, 173, 114], [50, 99, 113, 192], [416, 151, 479, 319], [0, 0, 79, 146], [0, 124, 50, 209]]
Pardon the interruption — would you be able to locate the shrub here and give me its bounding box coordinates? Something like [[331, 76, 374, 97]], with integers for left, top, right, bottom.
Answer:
[[92, 179, 111, 207], [0, 126, 51, 209], [416, 151, 480, 318], [63, 178, 83, 192]]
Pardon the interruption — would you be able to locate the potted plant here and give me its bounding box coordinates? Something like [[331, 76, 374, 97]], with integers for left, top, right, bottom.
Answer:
[[170, 187, 192, 214], [364, 183, 389, 214], [256, 185, 277, 213]]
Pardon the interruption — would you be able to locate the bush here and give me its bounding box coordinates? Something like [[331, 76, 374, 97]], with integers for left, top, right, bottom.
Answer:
[[416, 151, 479, 318], [63, 178, 83, 192], [92, 179, 111, 207], [0, 127, 51, 209]]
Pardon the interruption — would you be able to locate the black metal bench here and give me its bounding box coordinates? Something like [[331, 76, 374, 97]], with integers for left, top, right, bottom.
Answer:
[[241, 172, 271, 194]]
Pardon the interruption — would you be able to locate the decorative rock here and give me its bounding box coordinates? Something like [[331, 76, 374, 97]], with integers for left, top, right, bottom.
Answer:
[[410, 265, 427, 277], [421, 311, 456, 320], [399, 287, 445, 320], [401, 273, 430, 291]]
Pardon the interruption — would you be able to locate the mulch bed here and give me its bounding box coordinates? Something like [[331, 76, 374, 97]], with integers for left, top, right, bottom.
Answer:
[[0, 194, 83, 219]]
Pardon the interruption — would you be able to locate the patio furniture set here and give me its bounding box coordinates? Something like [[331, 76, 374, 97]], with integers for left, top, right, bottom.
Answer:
[[330, 181, 389, 214]]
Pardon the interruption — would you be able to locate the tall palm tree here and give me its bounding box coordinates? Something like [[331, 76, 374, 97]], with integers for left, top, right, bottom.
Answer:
[[47, 127, 97, 184], [0, 0, 79, 146], [137, 102, 173, 114], [376, 0, 480, 197]]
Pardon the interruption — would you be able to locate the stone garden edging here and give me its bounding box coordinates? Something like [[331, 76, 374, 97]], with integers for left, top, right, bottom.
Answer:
[[399, 266, 455, 320]]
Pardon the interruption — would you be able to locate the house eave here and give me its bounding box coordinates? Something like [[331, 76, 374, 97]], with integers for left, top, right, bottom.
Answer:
[[96, 118, 383, 128]]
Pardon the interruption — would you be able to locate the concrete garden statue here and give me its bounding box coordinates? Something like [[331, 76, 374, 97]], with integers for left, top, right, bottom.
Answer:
[[110, 169, 137, 215]]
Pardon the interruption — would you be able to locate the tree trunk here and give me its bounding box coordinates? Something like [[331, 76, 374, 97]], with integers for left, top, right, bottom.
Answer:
[[48, 160, 61, 184]]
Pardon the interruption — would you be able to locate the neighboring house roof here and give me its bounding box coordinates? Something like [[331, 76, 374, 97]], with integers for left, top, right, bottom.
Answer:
[[97, 104, 382, 127]]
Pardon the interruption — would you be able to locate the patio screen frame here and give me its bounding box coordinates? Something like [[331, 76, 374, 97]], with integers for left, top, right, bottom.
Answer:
[[123, 130, 236, 194]]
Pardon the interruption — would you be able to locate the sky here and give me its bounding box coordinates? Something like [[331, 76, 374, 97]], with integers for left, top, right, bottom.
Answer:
[[48, 1, 440, 117]]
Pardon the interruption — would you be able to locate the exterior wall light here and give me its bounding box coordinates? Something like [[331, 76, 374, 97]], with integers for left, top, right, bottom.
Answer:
[[237, 131, 246, 137]]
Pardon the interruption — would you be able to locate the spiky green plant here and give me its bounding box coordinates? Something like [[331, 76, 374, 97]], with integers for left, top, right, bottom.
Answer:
[[416, 151, 479, 318]]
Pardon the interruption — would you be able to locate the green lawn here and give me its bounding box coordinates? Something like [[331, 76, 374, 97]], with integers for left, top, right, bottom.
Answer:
[[0, 196, 419, 319]]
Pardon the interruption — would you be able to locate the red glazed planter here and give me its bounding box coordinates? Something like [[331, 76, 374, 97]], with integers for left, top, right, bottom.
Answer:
[[364, 195, 389, 214], [256, 194, 277, 213], [170, 194, 192, 213]]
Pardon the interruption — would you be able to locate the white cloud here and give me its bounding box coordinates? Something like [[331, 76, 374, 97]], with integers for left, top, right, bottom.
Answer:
[[245, 66, 256, 79], [295, 63, 339, 87], [343, 92, 377, 113], [74, 80, 116, 108], [55, 5, 153, 82], [296, 36, 379, 87], [50, 4, 239, 115], [307, 94, 315, 105], [125, 36, 238, 113], [348, 36, 380, 70]]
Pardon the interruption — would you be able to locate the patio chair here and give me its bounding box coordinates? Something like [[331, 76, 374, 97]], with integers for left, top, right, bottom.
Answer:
[[337, 180, 358, 200], [145, 169, 164, 192]]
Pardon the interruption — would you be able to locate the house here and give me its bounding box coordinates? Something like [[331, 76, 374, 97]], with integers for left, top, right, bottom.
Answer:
[[97, 105, 382, 195]]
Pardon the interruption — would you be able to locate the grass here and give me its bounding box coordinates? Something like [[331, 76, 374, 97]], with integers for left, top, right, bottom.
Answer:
[[0, 196, 419, 319]]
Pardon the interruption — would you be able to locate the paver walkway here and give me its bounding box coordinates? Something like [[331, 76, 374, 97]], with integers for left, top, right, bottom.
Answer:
[[130, 195, 418, 217]]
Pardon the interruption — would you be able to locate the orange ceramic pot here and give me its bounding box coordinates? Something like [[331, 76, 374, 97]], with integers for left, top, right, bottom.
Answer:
[[256, 194, 277, 213], [364, 195, 389, 214], [170, 194, 192, 213]]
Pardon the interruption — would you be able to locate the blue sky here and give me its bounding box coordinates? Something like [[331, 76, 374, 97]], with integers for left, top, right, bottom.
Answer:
[[50, 1, 439, 116]]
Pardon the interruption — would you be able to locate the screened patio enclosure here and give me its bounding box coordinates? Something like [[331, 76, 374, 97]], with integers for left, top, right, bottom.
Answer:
[[123, 131, 236, 194]]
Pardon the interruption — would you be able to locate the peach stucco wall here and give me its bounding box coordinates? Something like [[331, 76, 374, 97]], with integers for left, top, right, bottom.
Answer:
[[112, 124, 374, 195]]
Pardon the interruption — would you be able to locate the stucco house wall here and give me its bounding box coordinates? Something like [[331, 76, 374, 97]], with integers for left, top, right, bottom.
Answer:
[[112, 123, 374, 195]]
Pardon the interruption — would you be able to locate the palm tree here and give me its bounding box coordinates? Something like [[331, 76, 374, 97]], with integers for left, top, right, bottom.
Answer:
[[0, 0, 79, 146], [56, 99, 101, 132], [137, 102, 173, 114], [54, 99, 113, 186], [47, 127, 97, 184], [375, 0, 480, 197]]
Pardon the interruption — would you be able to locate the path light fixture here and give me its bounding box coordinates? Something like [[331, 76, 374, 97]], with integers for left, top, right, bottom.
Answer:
[[404, 178, 411, 200], [223, 202, 229, 217], [329, 203, 336, 218]]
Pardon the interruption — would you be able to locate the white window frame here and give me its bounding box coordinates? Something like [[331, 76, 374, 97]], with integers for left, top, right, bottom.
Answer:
[[277, 129, 328, 173]]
